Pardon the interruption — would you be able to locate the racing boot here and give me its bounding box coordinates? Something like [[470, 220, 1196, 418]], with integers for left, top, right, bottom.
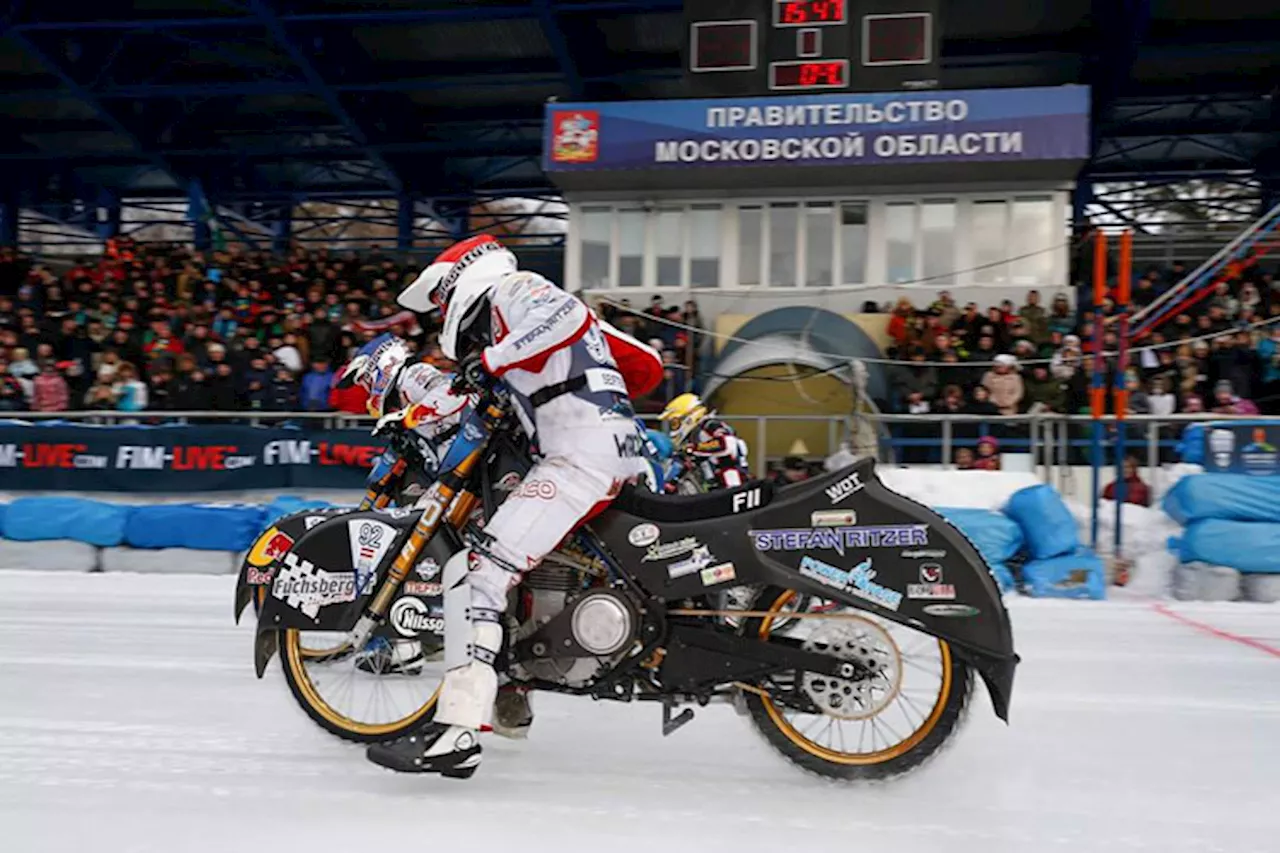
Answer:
[[492, 686, 533, 739], [354, 638, 425, 676], [367, 549, 499, 779]]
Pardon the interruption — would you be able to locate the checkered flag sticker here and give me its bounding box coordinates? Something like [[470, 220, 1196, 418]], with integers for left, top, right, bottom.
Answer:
[[272, 552, 369, 619]]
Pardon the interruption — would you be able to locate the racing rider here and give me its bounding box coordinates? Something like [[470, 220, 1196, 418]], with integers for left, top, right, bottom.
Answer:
[[366, 235, 662, 778], [659, 392, 750, 491], [338, 334, 473, 679]]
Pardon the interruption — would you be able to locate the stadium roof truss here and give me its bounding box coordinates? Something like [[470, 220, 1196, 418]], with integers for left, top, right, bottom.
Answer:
[[0, 0, 1276, 245]]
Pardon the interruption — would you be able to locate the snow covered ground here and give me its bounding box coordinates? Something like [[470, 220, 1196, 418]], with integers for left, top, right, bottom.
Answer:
[[2, 571, 1278, 853]]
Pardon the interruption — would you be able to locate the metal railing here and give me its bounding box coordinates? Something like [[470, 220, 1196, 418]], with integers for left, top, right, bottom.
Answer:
[[0, 409, 1255, 479]]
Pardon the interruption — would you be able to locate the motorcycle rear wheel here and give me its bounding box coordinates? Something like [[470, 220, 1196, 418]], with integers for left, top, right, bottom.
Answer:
[[279, 628, 441, 743], [740, 586, 972, 781]]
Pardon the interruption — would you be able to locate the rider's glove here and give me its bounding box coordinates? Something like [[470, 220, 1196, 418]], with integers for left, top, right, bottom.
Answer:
[[453, 353, 489, 394], [372, 409, 407, 438]]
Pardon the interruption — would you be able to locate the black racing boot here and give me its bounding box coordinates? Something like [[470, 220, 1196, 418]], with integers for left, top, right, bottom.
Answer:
[[492, 686, 533, 740], [354, 638, 427, 676], [366, 722, 482, 779]]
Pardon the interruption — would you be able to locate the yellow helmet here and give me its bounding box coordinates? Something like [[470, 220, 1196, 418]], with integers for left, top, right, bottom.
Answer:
[[659, 393, 709, 446]]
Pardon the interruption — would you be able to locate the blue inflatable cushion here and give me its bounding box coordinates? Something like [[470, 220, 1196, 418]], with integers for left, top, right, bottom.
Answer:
[[1003, 484, 1080, 560], [1, 496, 131, 547], [1021, 548, 1107, 600], [125, 503, 267, 551], [1170, 518, 1280, 574]]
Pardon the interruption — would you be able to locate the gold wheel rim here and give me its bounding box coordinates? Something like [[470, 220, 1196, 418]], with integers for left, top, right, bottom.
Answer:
[[283, 629, 440, 736], [758, 590, 953, 765]]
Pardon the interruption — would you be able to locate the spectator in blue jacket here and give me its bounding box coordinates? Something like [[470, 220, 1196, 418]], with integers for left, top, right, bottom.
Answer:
[[300, 358, 334, 411]]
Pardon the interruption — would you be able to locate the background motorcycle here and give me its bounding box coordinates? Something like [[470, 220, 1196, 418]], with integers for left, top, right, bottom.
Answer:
[[239, 379, 1018, 781]]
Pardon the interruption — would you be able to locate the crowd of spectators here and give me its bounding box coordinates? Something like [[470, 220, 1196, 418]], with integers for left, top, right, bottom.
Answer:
[[882, 258, 1280, 431], [0, 239, 702, 416]]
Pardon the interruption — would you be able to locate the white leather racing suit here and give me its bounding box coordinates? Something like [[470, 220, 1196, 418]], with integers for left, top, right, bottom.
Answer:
[[436, 271, 650, 731], [396, 362, 472, 457]]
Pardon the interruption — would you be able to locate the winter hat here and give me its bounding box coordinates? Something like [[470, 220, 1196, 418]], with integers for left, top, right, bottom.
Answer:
[[993, 353, 1019, 369]]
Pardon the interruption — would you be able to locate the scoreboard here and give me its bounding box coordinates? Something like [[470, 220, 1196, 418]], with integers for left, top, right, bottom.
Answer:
[[685, 0, 942, 97]]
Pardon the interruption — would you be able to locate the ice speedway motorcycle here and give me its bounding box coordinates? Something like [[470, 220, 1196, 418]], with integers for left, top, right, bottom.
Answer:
[[235, 380, 1019, 780]]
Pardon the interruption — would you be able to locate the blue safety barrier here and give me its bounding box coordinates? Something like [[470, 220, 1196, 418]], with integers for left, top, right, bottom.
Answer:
[[124, 503, 268, 552], [1021, 549, 1107, 600], [936, 507, 1023, 592], [1162, 474, 1280, 525], [1003, 484, 1080, 560], [1171, 519, 1280, 574], [1, 497, 131, 547], [264, 495, 334, 525]]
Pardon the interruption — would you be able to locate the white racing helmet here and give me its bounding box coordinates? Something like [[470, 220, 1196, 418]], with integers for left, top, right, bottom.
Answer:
[[398, 234, 517, 361]]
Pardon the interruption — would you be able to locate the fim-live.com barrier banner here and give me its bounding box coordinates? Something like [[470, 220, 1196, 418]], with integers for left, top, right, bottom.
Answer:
[[0, 424, 385, 491], [543, 85, 1089, 172]]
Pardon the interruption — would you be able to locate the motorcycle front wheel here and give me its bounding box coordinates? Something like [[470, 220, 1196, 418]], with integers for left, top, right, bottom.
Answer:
[[739, 586, 972, 781], [279, 628, 443, 743]]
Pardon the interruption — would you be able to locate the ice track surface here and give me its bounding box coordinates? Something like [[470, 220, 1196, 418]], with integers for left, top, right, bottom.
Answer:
[[2, 572, 1279, 853]]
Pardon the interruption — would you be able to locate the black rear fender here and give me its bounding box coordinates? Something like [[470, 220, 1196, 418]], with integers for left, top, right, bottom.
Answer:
[[592, 458, 1018, 720]]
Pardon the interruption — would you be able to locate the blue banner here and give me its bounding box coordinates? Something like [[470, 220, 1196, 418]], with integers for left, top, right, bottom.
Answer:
[[543, 85, 1089, 173], [0, 424, 384, 491], [1201, 422, 1280, 476]]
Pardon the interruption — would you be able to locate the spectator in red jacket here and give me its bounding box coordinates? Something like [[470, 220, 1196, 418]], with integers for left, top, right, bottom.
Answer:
[[31, 361, 70, 412], [1102, 455, 1151, 507]]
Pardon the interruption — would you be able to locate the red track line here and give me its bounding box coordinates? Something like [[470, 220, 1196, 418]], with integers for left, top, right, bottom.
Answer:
[[1150, 603, 1280, 659]]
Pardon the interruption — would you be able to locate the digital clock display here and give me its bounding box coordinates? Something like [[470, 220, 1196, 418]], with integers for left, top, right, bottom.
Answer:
[[768, 60, 849, 91], [863, 13, 932, 66], [689, 20, 758, 72], [774, 0, 846, 27]]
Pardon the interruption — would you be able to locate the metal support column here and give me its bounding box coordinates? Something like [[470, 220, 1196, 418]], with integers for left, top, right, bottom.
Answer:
[[397, 195, 414, 252], [0, 196, 17, 247], [1089, 231, 1108, 550], [96, 195, 122, 241], [273, 206, 292, 255]]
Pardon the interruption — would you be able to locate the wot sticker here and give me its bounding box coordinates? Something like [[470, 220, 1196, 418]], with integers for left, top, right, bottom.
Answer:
[[701, 562, 736, 587], [749, 525, 927, 557], [643, 536, 700, 562], [812, 510, 856, 527], [907, 563, 956, 600], [668, 546, 714, 579], [798, 556, 903, 611], [825, 471, 865, 504], [628, 523, 660, 548], [923, 604, 980, 618]]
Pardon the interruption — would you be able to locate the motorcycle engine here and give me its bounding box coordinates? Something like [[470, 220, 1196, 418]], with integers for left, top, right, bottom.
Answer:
[[511, 546, 638, 687]]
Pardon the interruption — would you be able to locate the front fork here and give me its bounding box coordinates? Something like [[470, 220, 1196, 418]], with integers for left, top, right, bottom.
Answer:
[[347, 453, 484, 649]]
